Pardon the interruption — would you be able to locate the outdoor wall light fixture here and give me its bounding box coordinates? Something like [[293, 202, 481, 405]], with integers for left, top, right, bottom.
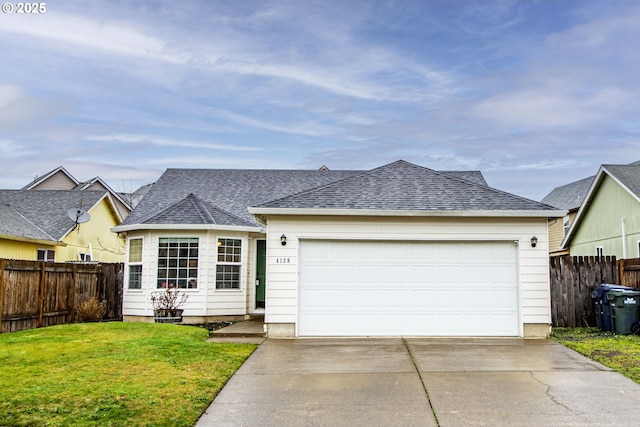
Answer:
[[281, 234, 287, 246], [530, 236, 538, 248]]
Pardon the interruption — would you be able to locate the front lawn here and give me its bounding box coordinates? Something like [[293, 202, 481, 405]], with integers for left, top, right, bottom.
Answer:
[[0, 322, 257, 427], [552, 327, 640, 383]]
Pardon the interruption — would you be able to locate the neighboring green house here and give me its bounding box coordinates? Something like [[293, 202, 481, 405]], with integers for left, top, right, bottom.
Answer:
[[562, 163, 640, 259], [0, 190, 125, 263]]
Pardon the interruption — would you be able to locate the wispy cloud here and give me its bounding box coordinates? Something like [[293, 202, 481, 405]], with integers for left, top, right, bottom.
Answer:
[[85, 134, 261, 152]]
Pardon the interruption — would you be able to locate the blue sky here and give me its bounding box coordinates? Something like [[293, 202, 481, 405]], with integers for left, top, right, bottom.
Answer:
[[1, 0, 639, 201]]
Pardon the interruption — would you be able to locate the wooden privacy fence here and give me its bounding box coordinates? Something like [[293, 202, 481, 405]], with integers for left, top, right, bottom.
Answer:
[[618, 258, 640, 288], [0, 259, 123, 333], [549, 255, 640, 328], [550, 255, 618, 328]]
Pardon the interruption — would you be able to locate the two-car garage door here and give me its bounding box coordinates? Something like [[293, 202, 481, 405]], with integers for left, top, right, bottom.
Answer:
[[298, 240, 519, 337]]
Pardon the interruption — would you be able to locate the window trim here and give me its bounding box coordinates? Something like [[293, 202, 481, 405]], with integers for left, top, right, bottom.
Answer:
[[156, 236, 199, 289], [37, 248, 55, 262], [215, 237, 243, 291], [596, 246, 604, 259], [126, 237, 144, 290]]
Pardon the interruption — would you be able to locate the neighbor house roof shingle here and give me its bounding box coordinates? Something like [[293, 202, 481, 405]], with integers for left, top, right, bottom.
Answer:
[[541, 176, 594, 210], [0, 190, 108, 241], [604, 164, 640, 199]]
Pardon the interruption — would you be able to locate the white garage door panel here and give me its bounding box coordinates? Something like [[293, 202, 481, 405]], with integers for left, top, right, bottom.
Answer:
[[299, 241, 519, 337]]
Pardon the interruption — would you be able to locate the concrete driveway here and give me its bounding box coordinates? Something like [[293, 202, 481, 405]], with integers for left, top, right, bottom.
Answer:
[[196, 338, 640, 427]]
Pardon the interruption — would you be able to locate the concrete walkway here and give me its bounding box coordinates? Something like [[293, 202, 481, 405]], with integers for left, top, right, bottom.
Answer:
[[197, 338, 640, 427]]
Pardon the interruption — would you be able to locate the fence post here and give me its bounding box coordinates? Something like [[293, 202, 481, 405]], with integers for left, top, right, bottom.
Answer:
[[37, 262, 45, 328]]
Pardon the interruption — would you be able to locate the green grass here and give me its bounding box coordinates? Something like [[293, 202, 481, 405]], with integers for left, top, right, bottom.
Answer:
[[0, 322, 257, 427], [552, 327, 640, 383]]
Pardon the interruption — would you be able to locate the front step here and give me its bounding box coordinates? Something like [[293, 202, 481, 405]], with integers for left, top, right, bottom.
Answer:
[[210, 320, 266, 338]]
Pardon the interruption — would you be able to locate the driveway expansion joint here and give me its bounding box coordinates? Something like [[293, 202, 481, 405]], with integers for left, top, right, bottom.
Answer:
[[402, 337, 440, 427]]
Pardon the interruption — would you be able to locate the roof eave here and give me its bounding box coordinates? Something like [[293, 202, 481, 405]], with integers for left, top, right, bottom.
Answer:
[[248, 207, 567, 218], [0, 233, 66, 246], [111, 224, 263, 233]]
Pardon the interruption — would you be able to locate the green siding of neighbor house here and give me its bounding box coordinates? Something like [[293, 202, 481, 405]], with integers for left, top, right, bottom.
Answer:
[[571, 175, 640, 258]]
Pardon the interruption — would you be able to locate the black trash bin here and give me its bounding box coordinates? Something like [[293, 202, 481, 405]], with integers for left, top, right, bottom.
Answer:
[[607, 290, 640, 335], [592, 284, 637, 331]]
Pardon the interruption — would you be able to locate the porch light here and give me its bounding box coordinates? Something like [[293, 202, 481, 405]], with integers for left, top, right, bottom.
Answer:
[[281, 234, 287, 246], [530, 236, 538, 248]]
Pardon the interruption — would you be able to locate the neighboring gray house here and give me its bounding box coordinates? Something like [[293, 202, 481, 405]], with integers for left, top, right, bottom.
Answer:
[[114, 160, 564, 338], [23, 166, 133, 220], [541, 176, 594, 255]]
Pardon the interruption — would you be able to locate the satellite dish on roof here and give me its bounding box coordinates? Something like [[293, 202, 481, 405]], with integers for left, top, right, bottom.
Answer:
[[67, 208, 91, 224]]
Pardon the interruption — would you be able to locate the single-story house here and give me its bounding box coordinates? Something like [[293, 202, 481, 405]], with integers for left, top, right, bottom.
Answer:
[[561, 162, 640, 259], [113, 160, 564, 338]]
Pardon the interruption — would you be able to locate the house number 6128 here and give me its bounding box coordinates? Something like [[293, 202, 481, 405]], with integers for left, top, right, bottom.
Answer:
[[275, 257, 291, 264]]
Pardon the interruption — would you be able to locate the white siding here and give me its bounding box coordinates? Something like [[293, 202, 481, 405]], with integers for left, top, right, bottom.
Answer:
[[264, 216, 551, 335], [122, 229, 256, 319]]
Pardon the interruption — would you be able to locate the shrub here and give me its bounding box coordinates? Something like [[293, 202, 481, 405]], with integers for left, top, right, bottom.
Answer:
[[76, 297, 107, 322]]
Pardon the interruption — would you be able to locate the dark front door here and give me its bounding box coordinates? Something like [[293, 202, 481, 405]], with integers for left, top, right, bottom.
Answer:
[[255, 240, 266, 308]]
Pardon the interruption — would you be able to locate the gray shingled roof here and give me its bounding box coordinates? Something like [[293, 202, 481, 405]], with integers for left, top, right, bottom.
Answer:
[[0, 190, 107, 241], [604, 164, 640, 199], [143, 194, 255, 226], [256, 160, 556, 212], [122, 166, 490, 227], [123, 168, 361, 227], [0, 204, 53, 241], [541, 176, 594, 210]]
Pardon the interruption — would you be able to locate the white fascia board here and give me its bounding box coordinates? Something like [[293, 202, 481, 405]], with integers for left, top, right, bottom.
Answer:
[[248, 207, 567, 218], [560, 167, 606, 249], [111, 223, 263, 233]]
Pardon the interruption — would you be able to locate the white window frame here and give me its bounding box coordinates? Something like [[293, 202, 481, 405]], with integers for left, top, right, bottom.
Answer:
[[156, 237, 199, 289], [637, 240, 640, 258], [37, 248, 55, 262], [563, 215, 570, 237], [596, 246, 604, 259], [215, 237, 242, 290], [127, 237, 144, 290], [78, 253, 92, 262]]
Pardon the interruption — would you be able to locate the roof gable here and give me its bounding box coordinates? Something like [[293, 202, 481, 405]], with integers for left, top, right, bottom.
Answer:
[[255, 160, 557, 213], [142, 194, 255, 226], [22, 166, 79, 190], [561, 164, 640, 249]]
